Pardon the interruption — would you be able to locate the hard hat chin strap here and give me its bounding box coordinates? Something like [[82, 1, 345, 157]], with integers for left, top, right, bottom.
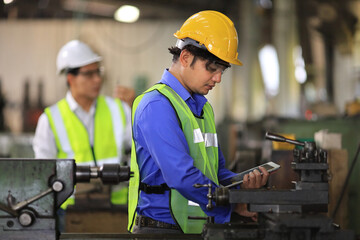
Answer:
[[175, 38, 208, 51]]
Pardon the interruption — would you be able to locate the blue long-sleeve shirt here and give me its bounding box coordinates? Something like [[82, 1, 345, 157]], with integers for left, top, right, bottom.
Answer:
[[133, 69, 237, 225]]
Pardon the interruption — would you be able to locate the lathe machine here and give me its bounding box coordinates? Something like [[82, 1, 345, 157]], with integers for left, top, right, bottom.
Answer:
[[0, 132, 356, 240], [200, 132, 355, 240], [0, 159, 132, 240]]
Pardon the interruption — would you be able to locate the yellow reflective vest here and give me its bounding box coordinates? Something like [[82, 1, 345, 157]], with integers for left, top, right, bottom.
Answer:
[[45, 95, 127, 208], [128, 84, 219, 233]]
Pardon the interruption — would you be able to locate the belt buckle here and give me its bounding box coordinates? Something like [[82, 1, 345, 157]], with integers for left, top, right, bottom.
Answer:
[[137, 216, 179, 230], [158, 221, 164, 228], [148, 217, 155, 227], [140, 216, 146, 226]]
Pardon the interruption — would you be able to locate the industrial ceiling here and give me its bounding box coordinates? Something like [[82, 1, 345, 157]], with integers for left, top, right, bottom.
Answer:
[[0, 0, 358, 57], [0, 0, 241, 20]]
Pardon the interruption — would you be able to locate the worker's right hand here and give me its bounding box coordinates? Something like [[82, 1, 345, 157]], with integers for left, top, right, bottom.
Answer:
[[241, 166, 269, 189], [114, 85, 136, 107], [234, 203, 258, 222]]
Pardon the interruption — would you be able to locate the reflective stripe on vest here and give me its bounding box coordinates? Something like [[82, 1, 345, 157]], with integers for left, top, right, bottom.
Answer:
[[193, 129, 218, 147], [45, 95, 127, 207], [128, 84, 219, 233]]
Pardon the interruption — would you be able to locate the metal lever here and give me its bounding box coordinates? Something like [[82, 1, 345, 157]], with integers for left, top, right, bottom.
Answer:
[[193, 183, 213, 210], [8, 180, 64, 212], [186, 183, 215, 224], [0, 202, 17, 216], [265, 132, 305, 147]]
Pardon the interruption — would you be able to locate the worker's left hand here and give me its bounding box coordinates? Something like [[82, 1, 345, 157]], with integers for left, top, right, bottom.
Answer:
[[241, 166, 269, 189]]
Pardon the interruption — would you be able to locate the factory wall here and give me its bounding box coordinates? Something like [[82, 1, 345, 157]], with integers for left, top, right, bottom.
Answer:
[[0, 19, 175, 133], [0, 19, 241, 133], [1, 18, 359, 135]]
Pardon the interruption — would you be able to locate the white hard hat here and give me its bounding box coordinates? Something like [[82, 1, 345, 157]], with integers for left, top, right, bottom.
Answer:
[[56, 40, 102, 74]]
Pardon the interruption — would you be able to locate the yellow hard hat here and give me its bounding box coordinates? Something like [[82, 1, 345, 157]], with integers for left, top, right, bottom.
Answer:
[[174, 10, 242, 66]]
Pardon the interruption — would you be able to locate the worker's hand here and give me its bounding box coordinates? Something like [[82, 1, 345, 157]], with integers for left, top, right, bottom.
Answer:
[[234, 203, 258, 222], [241, 166, 269, 189], [114, 86, 136, 107]]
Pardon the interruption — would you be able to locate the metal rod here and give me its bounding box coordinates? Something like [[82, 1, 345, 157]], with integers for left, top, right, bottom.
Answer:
[[10, 188, 53, 211], [0, 203, 18, 216], [265, 132, 304, 147]]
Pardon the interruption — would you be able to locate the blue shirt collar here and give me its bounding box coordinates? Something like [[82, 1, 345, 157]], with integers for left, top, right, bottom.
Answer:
[[159, 69, 190, 101], [159, 69, 207, 116]]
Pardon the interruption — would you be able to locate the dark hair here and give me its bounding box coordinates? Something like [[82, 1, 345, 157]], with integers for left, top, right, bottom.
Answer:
[[64, 67, 80, 88], [168, 45, 230, 69], [66, 67, 80, 76]]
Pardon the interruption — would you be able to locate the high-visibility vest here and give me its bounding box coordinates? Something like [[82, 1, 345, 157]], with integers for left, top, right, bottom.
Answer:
[[45, 95, 127, 208], [128, 84, 219, 233]]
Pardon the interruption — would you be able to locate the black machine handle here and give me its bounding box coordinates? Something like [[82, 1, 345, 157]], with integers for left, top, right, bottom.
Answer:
[[76, 164, 133, 184], [265, 132, 305, 147]]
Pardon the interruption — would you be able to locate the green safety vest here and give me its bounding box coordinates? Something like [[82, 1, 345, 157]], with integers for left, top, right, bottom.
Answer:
[[128, 84, 219, 233], [45, 95, 128, 208]]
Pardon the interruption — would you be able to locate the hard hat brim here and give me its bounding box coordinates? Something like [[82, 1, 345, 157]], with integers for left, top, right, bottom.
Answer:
[[57, 56, 102, 74]]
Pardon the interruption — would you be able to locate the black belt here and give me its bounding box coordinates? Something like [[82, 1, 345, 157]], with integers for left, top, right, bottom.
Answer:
[[135, 215, 180, 230], [139, 182, 170, 194]]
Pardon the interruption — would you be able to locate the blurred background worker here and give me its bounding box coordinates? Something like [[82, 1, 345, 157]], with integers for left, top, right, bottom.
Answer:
[[32, 40, 132, 231], [128, 10, 269, 234]]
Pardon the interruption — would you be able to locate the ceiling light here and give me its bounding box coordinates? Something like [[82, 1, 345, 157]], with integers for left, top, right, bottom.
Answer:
[[259, 44, 280, 96], [259, 0, 272, 9], [4, 0, 14, 4], [114, 5, 140, 23], [293, 46, 307, 84], [63, 0, 116, 17]]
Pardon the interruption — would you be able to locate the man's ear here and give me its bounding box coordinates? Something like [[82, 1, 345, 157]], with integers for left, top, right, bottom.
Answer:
[[179, 49, 193, 68], [67, 73, 75, 87]]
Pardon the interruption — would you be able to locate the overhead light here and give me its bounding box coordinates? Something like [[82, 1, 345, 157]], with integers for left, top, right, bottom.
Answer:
[[63, 0, 117, 17], [4, 0, 14, 4], [258, 0, 272, 9], [293, 46, 307, 84], [114, 5, 140, 23], [259, 44, 280, 96]]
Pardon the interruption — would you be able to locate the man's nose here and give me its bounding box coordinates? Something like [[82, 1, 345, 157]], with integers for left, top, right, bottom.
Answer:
[[212, 72, 222, 83]]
